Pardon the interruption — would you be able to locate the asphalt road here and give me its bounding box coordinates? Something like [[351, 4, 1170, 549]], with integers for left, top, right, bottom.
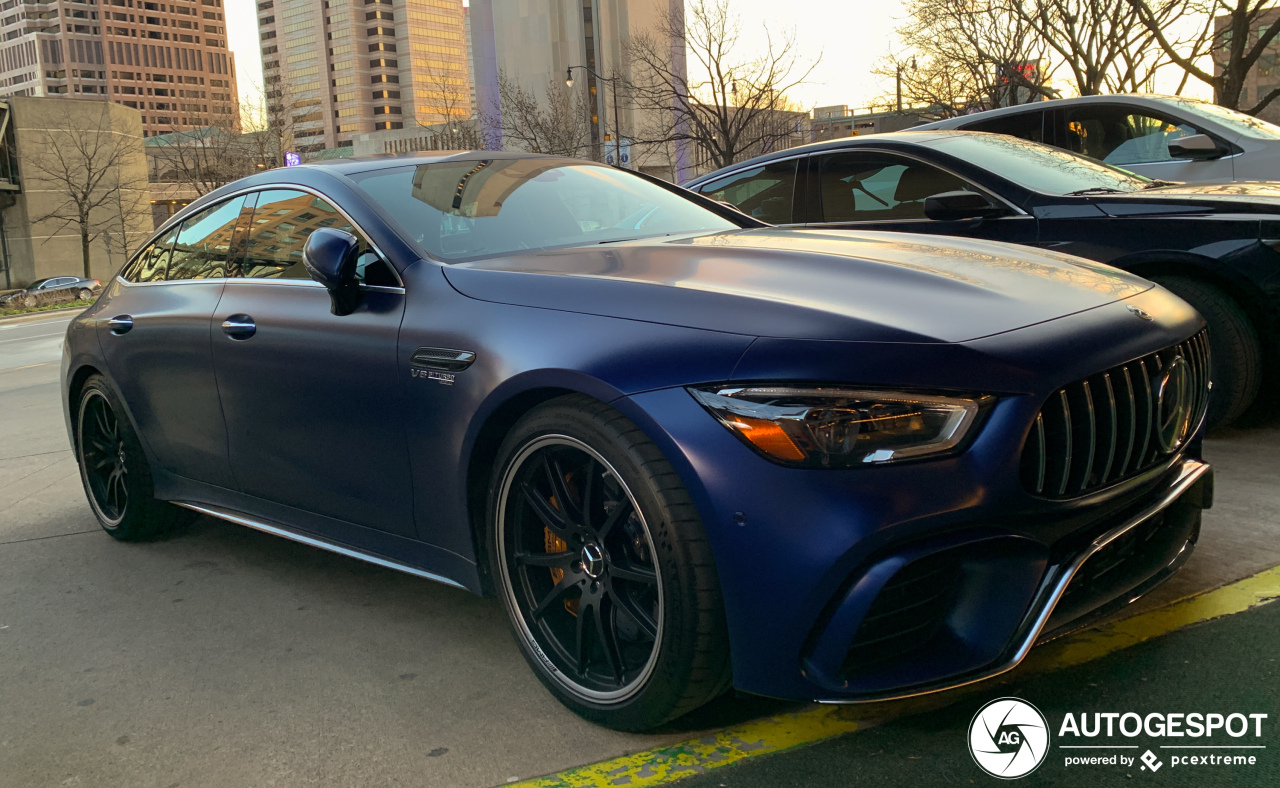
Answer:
[[1, 311, 1277, 788]]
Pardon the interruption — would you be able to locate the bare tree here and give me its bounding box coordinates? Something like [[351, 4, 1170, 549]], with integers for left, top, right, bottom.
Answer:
[[21, 103, 150, 279], [878, 0, 1058, 118], [415, 64, 487, 149], [1126, 0, 1280, 113], [626, 0, 819, 170], [242, 76, 298, 169], [1009, 0, 1187, 94], [486, 71, 593, 157], [145, 118, 257, 197]]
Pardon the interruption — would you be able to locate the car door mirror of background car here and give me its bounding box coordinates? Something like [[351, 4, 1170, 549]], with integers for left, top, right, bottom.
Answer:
[[1168, 133, 1225, 161], [922, 190, 1007, 221], [303, 228, 363, 316]]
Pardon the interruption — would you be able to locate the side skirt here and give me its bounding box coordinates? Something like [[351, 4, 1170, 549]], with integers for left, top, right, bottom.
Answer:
[[173, 501, 471, 592]]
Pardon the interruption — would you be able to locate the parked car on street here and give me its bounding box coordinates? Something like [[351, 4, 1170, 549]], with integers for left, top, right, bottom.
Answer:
[[0, 276, 100, 305], [63, 152, 1212, 730], [686, 130, 1280, 427], [913, 94, 1280, 184]]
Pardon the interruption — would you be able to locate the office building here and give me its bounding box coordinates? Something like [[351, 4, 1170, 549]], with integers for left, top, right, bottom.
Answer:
[[1218, 9, 1280, 125], [256, 0, 471, 154], [470, 0, 684, 179], [0, 0, 239, 138]]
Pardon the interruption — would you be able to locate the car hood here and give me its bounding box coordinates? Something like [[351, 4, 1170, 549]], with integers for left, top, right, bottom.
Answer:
[[1108, 181, 1280, 209], [440, 228, 1152, 343]]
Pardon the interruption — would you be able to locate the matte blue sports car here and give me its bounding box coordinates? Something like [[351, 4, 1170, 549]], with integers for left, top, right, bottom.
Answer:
[[62, 152, 1213, 730]]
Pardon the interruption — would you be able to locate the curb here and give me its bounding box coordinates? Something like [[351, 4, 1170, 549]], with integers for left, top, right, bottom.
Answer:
[[0, 306, 87, 326]]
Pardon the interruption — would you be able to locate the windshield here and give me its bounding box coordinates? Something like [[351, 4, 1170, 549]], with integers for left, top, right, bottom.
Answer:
[[350, 159, 738, 262], [1159, 96, 1280, 141], [928, 133, 1152, 195]]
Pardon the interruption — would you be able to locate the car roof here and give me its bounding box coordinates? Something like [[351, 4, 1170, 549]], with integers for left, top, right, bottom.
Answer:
[[915, 93, 1205, 129], [289, 149, 582, 177]]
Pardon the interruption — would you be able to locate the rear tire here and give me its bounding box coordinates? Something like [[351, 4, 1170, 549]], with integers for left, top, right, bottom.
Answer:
[[487, 394, 731, 731], [75, 375, 189, 540], [1151, 275, 1261, 430], [78, 288, 93, 301]]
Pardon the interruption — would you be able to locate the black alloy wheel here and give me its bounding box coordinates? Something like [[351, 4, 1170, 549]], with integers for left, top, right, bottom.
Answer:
[[75, 375, 188, 540], [498, 436, 663, 701], [79, 388, 129, 525], [489, 395, 731, 730]]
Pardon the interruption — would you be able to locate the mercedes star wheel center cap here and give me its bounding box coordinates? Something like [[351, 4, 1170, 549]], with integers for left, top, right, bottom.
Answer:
[[581, 542, 605, 579]]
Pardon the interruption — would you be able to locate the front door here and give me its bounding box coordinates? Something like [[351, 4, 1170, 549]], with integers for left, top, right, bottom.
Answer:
[[1050, 104, 1236, 183], [804, 151, 1039, 246], [209, 188, 415, 537]]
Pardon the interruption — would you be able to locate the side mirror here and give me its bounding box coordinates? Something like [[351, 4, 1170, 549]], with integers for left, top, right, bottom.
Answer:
[[303, 227, 362, 316], [1168, 133, 1223, 161], [923, 190, 1006, 221]]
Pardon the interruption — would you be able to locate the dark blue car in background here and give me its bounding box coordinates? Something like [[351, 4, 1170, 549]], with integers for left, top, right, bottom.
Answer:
[[688, 131, 1280, 429], [62, 152, 1212, 730]]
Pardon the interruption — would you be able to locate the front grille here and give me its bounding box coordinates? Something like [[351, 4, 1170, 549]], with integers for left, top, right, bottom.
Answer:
[[841, 553, 961, 676], [1021, 331, 1209, 498]]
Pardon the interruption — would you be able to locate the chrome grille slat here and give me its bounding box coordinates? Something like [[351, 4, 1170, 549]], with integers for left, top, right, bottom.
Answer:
[[1099, 373, 1118, 483], [1020, 331, 1209, 499], [1118, 367, 1137, 477]]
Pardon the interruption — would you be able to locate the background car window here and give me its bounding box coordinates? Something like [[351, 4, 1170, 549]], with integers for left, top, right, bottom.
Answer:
[[928, 134, 1151, 194], [817, 153, 968, 222], [351, 160, 736, 263], [1060, 106, 1197, 165], [124, 226, 178, 283], [166, 196, 248, 281], [965, 111, 1045, 143], [241, 189, 389, 284], [694, 160, 797, 223]]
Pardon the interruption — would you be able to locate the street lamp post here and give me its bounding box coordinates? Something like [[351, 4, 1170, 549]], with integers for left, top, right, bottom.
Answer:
[[566, 64, 626, 167], [895, 58, 917, 114]]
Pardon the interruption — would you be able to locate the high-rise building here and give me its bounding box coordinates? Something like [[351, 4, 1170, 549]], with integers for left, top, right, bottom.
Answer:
[[469, 0, 684, 179], [0, 0, 239, 138], [257, 0, 471, 154]]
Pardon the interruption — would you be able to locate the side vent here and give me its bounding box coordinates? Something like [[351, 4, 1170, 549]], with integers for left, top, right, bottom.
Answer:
[[411, 347, 476, 372]]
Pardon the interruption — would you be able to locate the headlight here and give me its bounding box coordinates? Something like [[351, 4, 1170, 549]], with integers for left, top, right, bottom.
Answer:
[[688, 385, 990, 468]]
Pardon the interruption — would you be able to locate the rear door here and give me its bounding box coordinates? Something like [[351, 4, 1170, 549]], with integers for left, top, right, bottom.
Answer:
[[97, 196, 252, 488]]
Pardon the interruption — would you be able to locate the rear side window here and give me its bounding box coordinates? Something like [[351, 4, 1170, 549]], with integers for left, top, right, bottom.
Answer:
[[124, 225, 179, 283], [167, 196, 249, 280], [963, 110, 1045, 144], [241, 189, 381, 282], [695, 159, 797, 224]]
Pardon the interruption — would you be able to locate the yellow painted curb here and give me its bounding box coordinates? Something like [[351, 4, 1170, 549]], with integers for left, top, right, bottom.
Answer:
[[509, 564, 1280, 788]]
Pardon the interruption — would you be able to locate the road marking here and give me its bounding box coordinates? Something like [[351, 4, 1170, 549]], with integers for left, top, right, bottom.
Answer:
[[0, 333, 65, 343], [508, 564, 1280, 788], [0, 316, 77, 331]]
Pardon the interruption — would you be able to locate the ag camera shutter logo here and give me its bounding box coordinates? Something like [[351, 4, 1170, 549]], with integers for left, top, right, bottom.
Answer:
[[969, 698, 1050, 779]]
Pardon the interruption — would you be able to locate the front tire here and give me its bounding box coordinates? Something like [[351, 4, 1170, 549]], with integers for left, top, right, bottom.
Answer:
[[75, 375, 187, 540], [1151, 275, 1261, 430], [488, 395, 731, 730]]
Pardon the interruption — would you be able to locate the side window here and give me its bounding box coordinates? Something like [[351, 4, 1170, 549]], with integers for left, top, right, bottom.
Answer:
[[817, 153, 968, 223], [695, 159, 797, 224], [124, 226, 179, 283], [1062, 106, 1198, 165], [964, 111, 1045, 144], [166, 196, 248, 281], [242, 189, 388, 283]]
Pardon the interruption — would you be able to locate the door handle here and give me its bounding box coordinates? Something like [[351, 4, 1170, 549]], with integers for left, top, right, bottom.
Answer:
[[107, 315, 133, 335], [221, 314, 256, 339]]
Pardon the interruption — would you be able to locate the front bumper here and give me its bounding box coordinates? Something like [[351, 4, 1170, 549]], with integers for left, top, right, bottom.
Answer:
[[811, 458, 1209, 703], [615, 381, 1210, 703]]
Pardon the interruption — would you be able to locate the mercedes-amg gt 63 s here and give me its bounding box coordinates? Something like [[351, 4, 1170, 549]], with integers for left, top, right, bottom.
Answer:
[[63, 152, 1213, 730]]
